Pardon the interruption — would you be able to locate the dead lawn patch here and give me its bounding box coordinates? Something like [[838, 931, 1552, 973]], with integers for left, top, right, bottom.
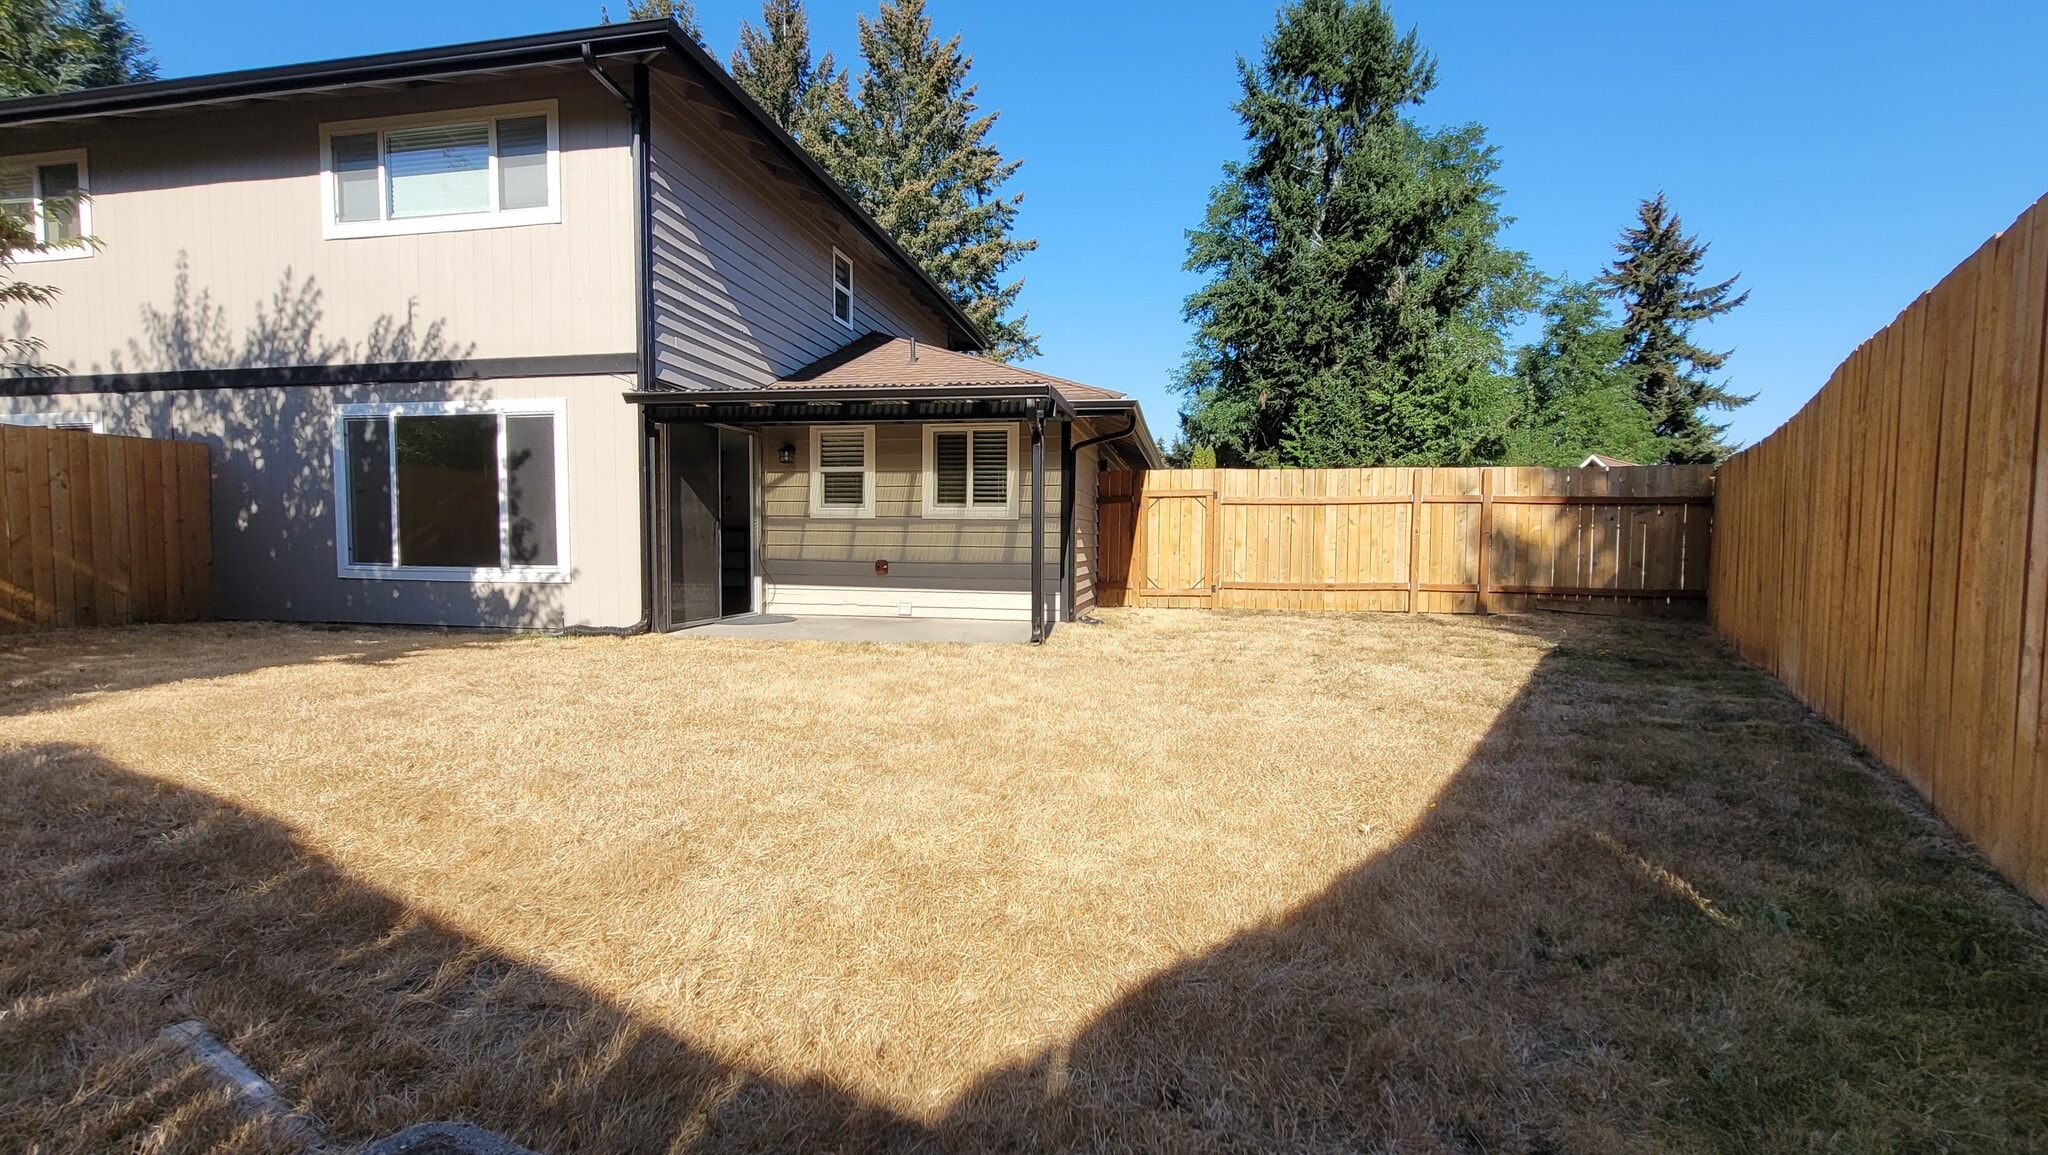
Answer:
[[1, 610, 2044, 1153]]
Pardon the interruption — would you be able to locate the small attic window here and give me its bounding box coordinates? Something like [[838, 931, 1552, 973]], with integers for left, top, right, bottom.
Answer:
[[831, 249, 854, 329]]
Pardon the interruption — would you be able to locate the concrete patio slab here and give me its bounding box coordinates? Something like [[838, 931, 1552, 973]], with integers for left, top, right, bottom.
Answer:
[[671, 613, 1033, 644]]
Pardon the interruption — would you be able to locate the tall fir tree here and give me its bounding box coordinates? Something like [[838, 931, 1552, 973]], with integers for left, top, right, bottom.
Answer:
[[601, 0, 703, 44], [1598, 193, 1750, 463], [1501, 281, 1665, 466], [1175, 0, 1532, 467], [0, 0, 156, 97], [729, 0, 849, 149], [833, 0, 1038, 360]]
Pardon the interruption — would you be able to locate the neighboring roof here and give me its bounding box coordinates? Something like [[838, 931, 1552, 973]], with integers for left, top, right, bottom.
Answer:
[[0, 21, 986, 351], [778, 333, 1127, 403], [1580, 453, 1639, 469]]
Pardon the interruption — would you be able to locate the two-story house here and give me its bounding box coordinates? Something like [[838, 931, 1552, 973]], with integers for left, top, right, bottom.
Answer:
[[0, 20, 1159, 638]]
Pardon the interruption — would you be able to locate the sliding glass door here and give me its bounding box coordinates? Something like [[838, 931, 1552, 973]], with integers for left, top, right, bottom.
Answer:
[[660, 425, 755, 629]]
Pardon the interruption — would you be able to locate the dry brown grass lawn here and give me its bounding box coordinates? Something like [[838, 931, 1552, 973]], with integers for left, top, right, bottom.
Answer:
[[2, 610, 2045, 1153]]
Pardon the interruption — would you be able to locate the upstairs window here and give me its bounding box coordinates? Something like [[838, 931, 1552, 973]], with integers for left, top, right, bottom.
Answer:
[[923, 424, 1016, 519], [0, 151, 90, 261], [334, 400, 568, 580], [809, 425, 874, 518], [831, 249, 855, 328], [322, 102, 558, 239]]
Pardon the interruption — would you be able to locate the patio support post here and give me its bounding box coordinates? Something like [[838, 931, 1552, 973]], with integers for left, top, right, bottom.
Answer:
[[1030, 402, 1046, 644], [1060, 418, 1077, 623]]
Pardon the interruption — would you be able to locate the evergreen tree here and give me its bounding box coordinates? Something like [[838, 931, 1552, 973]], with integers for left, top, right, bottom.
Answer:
[[834, 0, 1038, 360], [0, 0, 156, 97], [1502, 281, 1665, 466], [602, 0, 703, 44], [1175, 0, 1532, 467], [1598, 193, 1750, 462], [730, 0, 848, 148]]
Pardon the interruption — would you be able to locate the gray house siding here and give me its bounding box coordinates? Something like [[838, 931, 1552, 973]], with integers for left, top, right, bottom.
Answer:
[[3, 72, 637, 373], [0, 377, 644, 630], [645, 70, 952, 391]]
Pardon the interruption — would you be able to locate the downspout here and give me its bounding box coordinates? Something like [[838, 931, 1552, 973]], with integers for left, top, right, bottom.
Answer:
[[1029, 400, 1046, 645], [584, 45, 656, 633], [1067, 409, 1138, 623]]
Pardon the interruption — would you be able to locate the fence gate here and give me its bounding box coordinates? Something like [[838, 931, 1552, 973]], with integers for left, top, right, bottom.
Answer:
[[1097, 465, 1714, 615]]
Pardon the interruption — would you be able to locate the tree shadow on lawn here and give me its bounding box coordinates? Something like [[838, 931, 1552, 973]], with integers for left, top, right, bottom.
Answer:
[[5, 618, 2047, 1153], [0, 622, 518, 717]]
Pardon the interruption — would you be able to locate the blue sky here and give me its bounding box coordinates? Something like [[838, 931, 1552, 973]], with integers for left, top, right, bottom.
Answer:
[[130, 0, 2048, 450]]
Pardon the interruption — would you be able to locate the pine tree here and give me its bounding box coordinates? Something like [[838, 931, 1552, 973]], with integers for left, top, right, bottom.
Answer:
[[834, 0, 1038, 360], [730, 0, 848, 148], [601, 0, 703, 45], [0, 0, 157, 97], [1502, 281, 1665, 466], [1176, 0, 1532, 467], [1598, 193, 1750, 463]]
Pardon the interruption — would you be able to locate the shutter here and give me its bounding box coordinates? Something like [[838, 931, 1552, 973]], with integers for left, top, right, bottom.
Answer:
[[971, 429, 1009, 506], [384, 122, 491, 219], [933, 431, 969, 506]]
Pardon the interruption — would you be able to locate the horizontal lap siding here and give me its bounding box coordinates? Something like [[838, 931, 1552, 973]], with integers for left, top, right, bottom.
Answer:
[[759, 422, 1066, 620], [646, 72, 950, 391], [0, 378, 643, 630], [1075, 443, 1099, 613], [8, 74, 635, 370]]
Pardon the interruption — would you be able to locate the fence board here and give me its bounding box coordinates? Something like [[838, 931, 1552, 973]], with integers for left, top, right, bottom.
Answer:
[[0, 425, 211, 633], [1098, 466, 1712, 615], [1713, 192, 2048, 906]]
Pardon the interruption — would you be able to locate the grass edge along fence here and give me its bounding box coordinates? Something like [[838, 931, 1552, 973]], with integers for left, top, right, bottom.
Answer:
[[1713, 192, 2048, 906], [0, 423, 212, 632], [1097, 465, 1714, 616]]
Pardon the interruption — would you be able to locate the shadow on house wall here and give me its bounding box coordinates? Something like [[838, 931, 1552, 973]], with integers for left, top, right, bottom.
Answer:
[[9, 256, 573, 628], [6, 615, 2044, 1153]]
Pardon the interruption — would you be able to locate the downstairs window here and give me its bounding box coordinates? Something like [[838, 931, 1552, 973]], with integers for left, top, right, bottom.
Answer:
[[335, 402, 566, 580]]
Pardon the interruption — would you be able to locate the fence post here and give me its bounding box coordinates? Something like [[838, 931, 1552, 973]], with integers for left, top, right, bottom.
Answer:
[[1478, 468, 1493, 615], [1408, 468, 1423, 613]]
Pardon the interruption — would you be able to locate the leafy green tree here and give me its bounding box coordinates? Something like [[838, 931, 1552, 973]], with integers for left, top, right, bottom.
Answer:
[[0, 0, 157, 97], [602, 0, 703, 44], [1502, 281, 1665, 466], [833, 0, 1038, 360], [1175, 0, 1532, 467], [729, 0, 849, 148], [1598, 193, 1750, 462], [0, 208, 62, 374]]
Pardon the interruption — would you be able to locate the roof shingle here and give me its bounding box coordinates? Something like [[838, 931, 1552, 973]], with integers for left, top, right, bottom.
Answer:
[[777, 334, 1127, 403]]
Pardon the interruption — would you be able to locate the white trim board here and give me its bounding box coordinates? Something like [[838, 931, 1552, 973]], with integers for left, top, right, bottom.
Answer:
[[764, 582, 1063, 622]]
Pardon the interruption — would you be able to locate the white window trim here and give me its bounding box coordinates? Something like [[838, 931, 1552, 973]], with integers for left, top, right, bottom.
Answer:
[[921, 423, 1020, 520], [331, 398, 571, 583], [831, 247, 856, 330], [0, 410, 103, 432], [0, 149, 92, 263], [808, 424, 875, 519], [319, 100, 562, 240]]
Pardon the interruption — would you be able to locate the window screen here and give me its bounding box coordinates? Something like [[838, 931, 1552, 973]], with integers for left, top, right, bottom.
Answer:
[[343, 416, 393, 565], [832, 252, 853, 324], [394, 413, 499, 566], [496, 115, 549, 212], [817, 429, 867, 507], [384, 121, 491, 219], [330, 132, 381, 224], [36, 163, 79, 243], [505, 413, 558, 566], [932, 431, 969, 506]]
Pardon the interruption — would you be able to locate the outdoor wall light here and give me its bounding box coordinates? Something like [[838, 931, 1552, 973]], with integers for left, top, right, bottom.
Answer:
[[778, 443, 796, 465]]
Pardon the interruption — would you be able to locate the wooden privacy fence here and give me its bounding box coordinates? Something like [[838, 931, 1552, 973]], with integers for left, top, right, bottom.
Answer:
[[0, 424, 212, 631], [1097, 466, 1714, 614], [1713, 193, 2048, 905]]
